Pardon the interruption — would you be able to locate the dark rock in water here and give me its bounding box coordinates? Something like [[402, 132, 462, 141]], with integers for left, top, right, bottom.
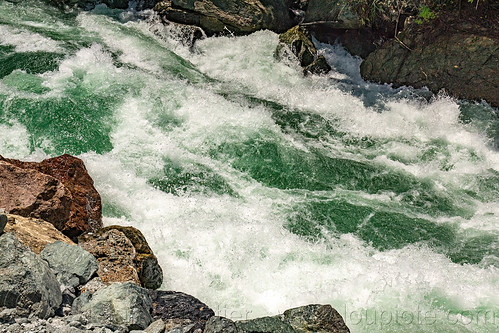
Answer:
[[78, 226, 163, 289], [78, 229, 142, 286], [0, 154, 102, 240], [41, 241, 98, 288], [0, 233, 62, 318], [149, 290, 214, 331], [360, 32, 499, 107], [99, 225, 163, 289], [276, 25, 331, 75], [204, 316, 237, 333], [2, 214, 74, 254], [73, 282, 153, 330], [154, 0, 295, 36], [0, 215, 6, 235], [283, 304, 350, 332], [236, 316, 295, 333]]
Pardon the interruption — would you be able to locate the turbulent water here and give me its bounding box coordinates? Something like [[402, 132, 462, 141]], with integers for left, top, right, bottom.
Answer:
[[1, 1, 499, 331]]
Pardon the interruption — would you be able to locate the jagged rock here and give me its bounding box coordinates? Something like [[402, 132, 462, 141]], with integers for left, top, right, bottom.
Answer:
[[236, 316, 295, 332], [2, 214, 74, 254], [99, 225, 163, 289], [79, 277, 107, 296], [276, 25, 331, 75], [41, 241, 98, 288], [283, 304, 350, 332], [0, 155, 102, 240], [0, 215, 6, 235], [154, 0, 295, 35], [145, 319, 166, 333], [0, 233, 62, 318], [150, 290, 214, 331], [204, 316, 237, 333], [360, 32, 499, 107], [78, 229, 142, 286], [72, 282, 153, 330], [78, 226, 163, 289]]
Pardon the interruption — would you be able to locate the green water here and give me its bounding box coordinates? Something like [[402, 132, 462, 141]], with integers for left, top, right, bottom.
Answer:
[[0, 1, 498, 331]]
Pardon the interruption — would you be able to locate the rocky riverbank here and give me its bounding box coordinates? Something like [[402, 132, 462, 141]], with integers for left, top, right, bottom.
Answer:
[[0, 154, 350, 333]]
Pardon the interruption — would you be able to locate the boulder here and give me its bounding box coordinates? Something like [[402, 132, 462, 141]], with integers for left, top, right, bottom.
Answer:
[[100, 225, 163, 289], [360, 32, 499, 107], [154, 0, 295, 35], [78, 229, 141, 286], [276, 25, 331, 75], [149, 290, 214, 331], [0, 233, 62, 318], [2, 214, 74, 254], [283, 304, 350, 332], [0, 155, 102, 240], [0, 160, 73, 234], [78, 226, 163, 289], [303, 0, 362, 29], [41, 241, 98, 288], [72, 282, 153, 330], [204, 316, 238, 333], [236, 316, 296, 333]]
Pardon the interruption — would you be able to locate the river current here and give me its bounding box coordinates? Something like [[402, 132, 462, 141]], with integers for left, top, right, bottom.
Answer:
[[1, 1, 498, 332]]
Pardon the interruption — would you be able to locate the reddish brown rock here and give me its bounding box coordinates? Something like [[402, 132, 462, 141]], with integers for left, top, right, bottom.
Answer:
[[78, 226, 163, 289], [3, 214, 74, 254], [0, 160, 73, 232], [78, 228, 141, 286], [0, 154, 102, 239]]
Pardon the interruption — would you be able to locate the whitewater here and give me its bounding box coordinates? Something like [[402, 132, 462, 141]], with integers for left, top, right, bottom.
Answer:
[[0, 1, 498, 332]]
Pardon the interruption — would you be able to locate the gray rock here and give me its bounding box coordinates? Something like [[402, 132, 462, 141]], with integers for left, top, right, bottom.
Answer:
[[0, 233, 62, 318], [283, 304, 350, 333], [145, 319, 166, 333], [40, 241, 98, 288], [0, 215, 6, 235], [73, 282, 153, 330], [204, 316, 237, 333], [236, 316, 295, 333]]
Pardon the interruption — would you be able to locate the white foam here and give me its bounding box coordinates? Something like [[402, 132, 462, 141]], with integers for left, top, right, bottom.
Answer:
[[0, 24, 63, 53]]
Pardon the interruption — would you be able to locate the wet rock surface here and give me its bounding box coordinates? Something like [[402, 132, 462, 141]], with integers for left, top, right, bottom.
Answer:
[[276, 25, 331, 75], [154, 0, 295, 35]]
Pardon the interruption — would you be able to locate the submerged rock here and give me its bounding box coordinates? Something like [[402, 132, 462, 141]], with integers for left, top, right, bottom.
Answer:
[[154, 0, 295, 35], [2, 214, 74, 254], [41, 241, 98, 288], [0, 233, 62, 318], [276, 25, 331, 75], [73, 282, 153, 330], [0, 155, 102, 240]]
